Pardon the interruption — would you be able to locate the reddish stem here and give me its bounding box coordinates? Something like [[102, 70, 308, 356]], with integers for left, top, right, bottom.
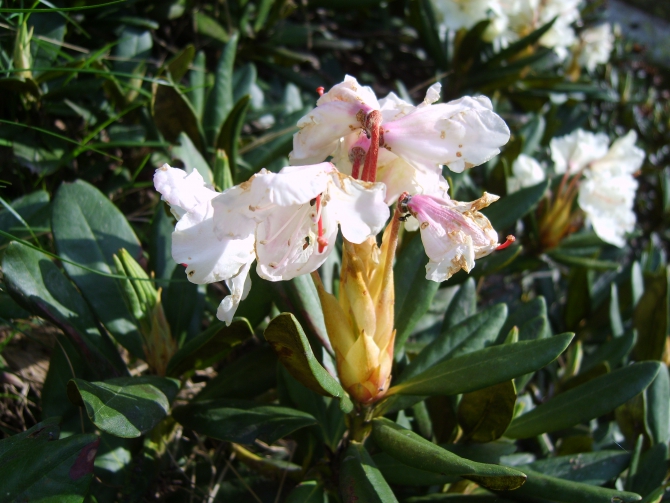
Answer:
[[316, 194, 327, 253], [350, 146, 366, 180], [361, 110, 382, 183], [496, 235, 516, 251]]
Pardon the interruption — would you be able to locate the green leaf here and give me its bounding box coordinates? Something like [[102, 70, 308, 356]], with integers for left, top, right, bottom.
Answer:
[[0, 433, 99, 503], [213, 149, 234, 191], [500, 297, 550, 343], [458, 380, 516, 442], [67, 376, 179, 438], [339, 442, 399, 503], [407, 0, 448, 70], [394, 234, 440, 354], [204, 33, 239, 145], [167, 44, 195, 82], [388, 333, 573, 397], [549, 252, 620, 270], [264, 313, 353, 413], [51, 179, 144, 358], [373, 452, 459, 487], [172, 398, 317, 444], [447, 244, 522, 285], [286, 480, 327, 503], [525, 450, 631, 485], [631, 443, 668, 498], [196, 345, 277, 401], [645, 365, 670, 445], [484, 17, 557, 67], [581, 331, 635, 373], [405, 496, 514, 503], [216, 94, 251, 179], [506, 362, 662, 438], [188, 50, 207, 120], [163, 263, 199, 345], [441, 278, 477, 331], [148, 204, 176, 284], [2, 241, 127, 379], [503, 467, 641, 503], [166, 318, 252, 376], [0, 190, 50, 247], [371, 418, 527, 491], [152, 82, 205, 154], [0, 416, 61, 456], [194, 11, 229, 44], [633, 267, 669, 361], [483, 179, 549, 230]]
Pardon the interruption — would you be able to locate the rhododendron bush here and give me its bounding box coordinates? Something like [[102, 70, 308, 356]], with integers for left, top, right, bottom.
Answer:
[[0, 1, 669, 502]]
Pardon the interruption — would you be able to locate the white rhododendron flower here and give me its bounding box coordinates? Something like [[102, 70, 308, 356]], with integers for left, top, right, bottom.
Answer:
[[507, 154, 546, 193], [578, 23, 614, 72], [154, 165, 255, 325], [431, 0, 508, 41], [289, 76, 510, 179], [402, 192, 500, 282], [549, 129, 645, 247]]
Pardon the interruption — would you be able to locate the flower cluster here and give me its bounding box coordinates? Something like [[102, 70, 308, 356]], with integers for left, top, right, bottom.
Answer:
[[431, 0, 613, 69]]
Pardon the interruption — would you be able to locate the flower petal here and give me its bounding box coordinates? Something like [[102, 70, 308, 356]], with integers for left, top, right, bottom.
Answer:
[[550, 129, 609, 175], [589, 130, 645, 177], [154, 164, 217, 220], [216, 260, 253, 325]]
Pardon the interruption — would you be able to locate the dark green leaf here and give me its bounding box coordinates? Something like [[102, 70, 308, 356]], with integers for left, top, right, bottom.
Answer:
[[216, 94, 251, 178], [371, 418, 526, 491], [500, 297, 550, 344], [0, 416, 60, 456], [172, 398, 316, 444], [196, 345, 278, 401], [339, 441, 399, 503], [167, 318, 252, 376], [631, 443, 668, 497], [67, 376, 179, 438], [458, 380, 516, 442], [189, 50, 206, 120], [646, 365, 670, 445], [167, 44, 195, 82], [264, 313, 353, 413], [51, 179, 144, 358], [2, 241, 127, 379], [194, 11, 229, 44], [394, 234, 440, 354], [502, 467, 641, 503], [163, 263, 199, 345], [286, 480, 327, 503], [149, 203, 176, 284], [0, 190, 49, 247], [204, 33, 239, 144], [581, 331, 635, 373], [171, 132, 213, 185], [388, 333, 573, 396], [447, 244, 523, 285], [506, 362, 662, 438], [441, 278, 477, 331], [549, 252, 621, 270], [633, 267, 669, 361], [525, 450, 631, 485], [483, 179, 548, 230], [0, 432, 99, 502], [152, 83, 205, 154], [373, 451, 459, 486]]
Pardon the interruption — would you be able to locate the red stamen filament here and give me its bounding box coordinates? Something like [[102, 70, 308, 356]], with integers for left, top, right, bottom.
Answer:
[[315, 194, 327, 252], [496, 235, 516, 251], [350, 146, 366, 180], [316, 86, 325, 96], [361, 110, 382, 183]]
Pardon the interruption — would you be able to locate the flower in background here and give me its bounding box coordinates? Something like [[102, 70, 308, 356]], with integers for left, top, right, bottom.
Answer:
[[577, 23, 614, 72], [507, 153, 546, 193], [542, 129, 644, 248], [431, 0, 509, 41]]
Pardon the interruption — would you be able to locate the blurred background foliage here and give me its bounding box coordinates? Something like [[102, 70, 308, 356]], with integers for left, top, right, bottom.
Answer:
[[1, 0, 670, 502]]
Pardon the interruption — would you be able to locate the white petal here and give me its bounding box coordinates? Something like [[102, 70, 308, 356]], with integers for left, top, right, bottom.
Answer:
[[154, 164, 217, 220], [317, 75, 380, 110], [550, 129, 609, 174], [216, 260, 253, 325], [327, 174, 390, 243], [589, 131, 644, 177], [507, 154, 546, 193]]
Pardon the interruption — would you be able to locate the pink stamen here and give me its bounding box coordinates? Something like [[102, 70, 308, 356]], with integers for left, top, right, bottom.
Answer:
[[316, 194, 327, 253], [180, 263, 188, 268], [496, 235, 516, 251], [350, 146, 366, 180], [316, 86, 325, 96]]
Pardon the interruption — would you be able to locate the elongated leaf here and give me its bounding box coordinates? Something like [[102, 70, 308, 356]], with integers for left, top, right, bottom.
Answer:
[[371, 418, 526, 491], [0, 433, 99, 503], [0, 416, 60, 456], [502, 467, 641, 503], [581, 331, 635, 372], [166, 319, 252, 376], [483, 179, 548, 230], [506, 362, 661, 438], [172, 398, 316, 444], [286, 480, 327, 503], [216, 94, 250, 180], [68, 376, 179, 438], [394, 234, 440, 354], [388, 333, 573, 396], [2, 241, 127, 379], [339, 442, 399, 503], [549, 252, 620, 270], [484, 17, 557, 67], [196, 345, 278, 401], [458, 380, 516, 442], [631, 443, 668, 497], [264, 313, 353, 412], [633, 268, 669, 361], [525, 450, 631, 485], [152, 82, 205, 154], [189, 50, 206, 120], [0, 190, 49, 247], [442, 278, 477, 331], [167, 44, 194, 82], [204, 33, 238, 144], [646, 365, 670, 445], [373, 452, 459, 487], [51, 180, 144, 358], [399, 303, 508, 384], [171, 132, 213, 185]]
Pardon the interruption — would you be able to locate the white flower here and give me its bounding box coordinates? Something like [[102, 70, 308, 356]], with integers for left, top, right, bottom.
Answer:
[[578, 23, 614, 72], [431, 0, 509, 41], [213, 163, 389, 282], [550, 129, 610, 175], [578, 173, 638, 247], [589, 131, 645, 177], [154, 165, 255, 325], [402, 192, 500, 282], [507, 154, 546, 193], [289, 76, 510, 176]]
